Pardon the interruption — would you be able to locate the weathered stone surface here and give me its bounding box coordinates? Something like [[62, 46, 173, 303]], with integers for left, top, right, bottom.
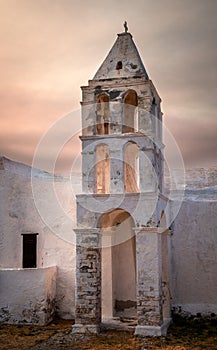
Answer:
[[0, 267, 56, 325], [135, 228, 171, 330], [93, 32, 149, 80], [73, 229, 101, 330]]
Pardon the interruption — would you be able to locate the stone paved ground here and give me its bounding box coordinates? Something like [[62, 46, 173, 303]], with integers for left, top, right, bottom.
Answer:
[[0, 316, 217, 350]]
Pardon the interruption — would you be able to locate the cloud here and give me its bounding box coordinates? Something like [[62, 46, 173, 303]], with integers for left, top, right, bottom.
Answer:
[[165, 115, 217, 168], [0, 0, 216, 171]]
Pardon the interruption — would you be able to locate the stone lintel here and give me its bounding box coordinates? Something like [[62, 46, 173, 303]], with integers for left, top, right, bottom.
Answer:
[[81, 78, 161, 99], [76, 192, 160, 200], [74, 228, 101, 235], [80, 133, 151, 141], [81, 78, 148, 90], [133, 227, 170, 235], [72, 323, 100, 334], [135, 318, 171, 337]]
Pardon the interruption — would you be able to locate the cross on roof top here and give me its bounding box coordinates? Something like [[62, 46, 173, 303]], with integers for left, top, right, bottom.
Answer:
[[124, 21, 128, 33]]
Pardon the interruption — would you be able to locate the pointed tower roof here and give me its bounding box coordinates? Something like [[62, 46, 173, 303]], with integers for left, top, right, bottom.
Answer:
[[93, 30, 149, 81]]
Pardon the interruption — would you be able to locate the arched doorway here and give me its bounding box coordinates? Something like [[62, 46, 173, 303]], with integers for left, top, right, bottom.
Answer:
[[98, 209, 137, 320]]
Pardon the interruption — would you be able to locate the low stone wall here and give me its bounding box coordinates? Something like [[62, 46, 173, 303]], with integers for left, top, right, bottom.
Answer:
[[0, 266, 57, 325]]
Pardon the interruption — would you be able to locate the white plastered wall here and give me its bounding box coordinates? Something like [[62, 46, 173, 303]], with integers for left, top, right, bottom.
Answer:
[[171, 199, 217, 316], [0, 158, 78, 320], [0, 267, 56, 325]]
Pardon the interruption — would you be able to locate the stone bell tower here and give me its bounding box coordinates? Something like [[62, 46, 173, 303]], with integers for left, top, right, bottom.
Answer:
[[72, 24, 171, 336]]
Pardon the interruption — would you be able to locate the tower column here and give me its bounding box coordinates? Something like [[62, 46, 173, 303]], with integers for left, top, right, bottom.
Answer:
[[139, 149, 156, 192], [72, 228, 102, 334], [102, 229, 114, 320], [110, 147, 124, 193], [134, 227, 171, 337], [110, 101, 123, 133], [81, 150, 95, 193]]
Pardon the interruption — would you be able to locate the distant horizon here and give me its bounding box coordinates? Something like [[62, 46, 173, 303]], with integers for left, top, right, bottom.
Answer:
[[1, 154, 217, 177]]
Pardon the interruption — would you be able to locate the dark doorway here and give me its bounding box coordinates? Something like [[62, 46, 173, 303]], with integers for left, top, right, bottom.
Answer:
[[22, 233, 38, 268]]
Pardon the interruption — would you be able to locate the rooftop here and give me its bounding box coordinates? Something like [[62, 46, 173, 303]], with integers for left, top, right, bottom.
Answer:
[[93, 29, 149, 81]]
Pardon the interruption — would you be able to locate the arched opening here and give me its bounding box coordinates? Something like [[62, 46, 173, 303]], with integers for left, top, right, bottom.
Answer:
[[95, 144, 110, 194], [98, 209, 137, 320], [123, 90, 138, 133], [124, 142, 139, 192], [96, 93, 110, 135], [116, 61, 123, 70]]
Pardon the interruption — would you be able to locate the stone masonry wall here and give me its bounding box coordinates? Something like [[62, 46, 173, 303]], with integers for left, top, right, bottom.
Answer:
[[74, 229, 101, 331]]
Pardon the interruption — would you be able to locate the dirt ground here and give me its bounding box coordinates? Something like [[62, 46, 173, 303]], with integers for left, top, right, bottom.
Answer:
[[0, 316, 216, 350]]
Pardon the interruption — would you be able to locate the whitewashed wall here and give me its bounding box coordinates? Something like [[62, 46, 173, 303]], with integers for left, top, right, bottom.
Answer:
[[0, 267, 56, 325], [0, 157, 80, 320], [171, 198, 217, 316]]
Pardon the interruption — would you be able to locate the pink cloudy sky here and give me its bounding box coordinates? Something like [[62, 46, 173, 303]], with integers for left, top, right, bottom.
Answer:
[[0, 0, 217, 174]]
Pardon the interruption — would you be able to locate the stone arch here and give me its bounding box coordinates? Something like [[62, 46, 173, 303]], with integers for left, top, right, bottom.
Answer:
[[95, 93, 110, 135], [116, 61, 123, 70], [124, 141, 139, 192], [123, 89, 138, 133], [95, 143, 110, 194], [98, 209, 137, 320]]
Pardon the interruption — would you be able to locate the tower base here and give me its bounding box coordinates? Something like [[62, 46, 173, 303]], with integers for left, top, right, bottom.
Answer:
[[134, 318, 172, 337], [72, 323, 100, 334]]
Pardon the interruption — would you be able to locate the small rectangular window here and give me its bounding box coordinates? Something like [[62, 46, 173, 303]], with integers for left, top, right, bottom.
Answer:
[[22, 233, 38, 268]]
